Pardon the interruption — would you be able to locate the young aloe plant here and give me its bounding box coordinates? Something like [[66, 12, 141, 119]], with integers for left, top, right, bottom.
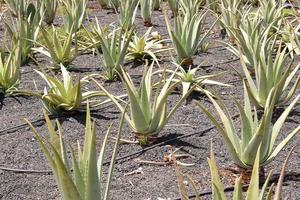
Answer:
[[229, 18, 300, 108], [157, 63, 230, 96], [218, 0, 244, 41], [258, 0, 284, 28], [26, 103, 124, 200], [38, 0, 58, 25], [5, 2, 43, 65], [241, 42, 300, 108], [197, 86, 300, 168], [140, 0, 154, 27], [165, 10, 213, 67], [176, 144, 294, 200], [77, 19, 110, 55], [0, 44, 21, 96], [126, 28, 170, 64], [118, 0, 139, 31], [33, 65, 106, 114], [225, 12, 268, 69], [94, 62, 194, 145], [179, 0, 204, 18], [33, 25, 78, 70], [60, 0, 87, 33], [282, 23, 300, 58], [97, 27, 134, 80]]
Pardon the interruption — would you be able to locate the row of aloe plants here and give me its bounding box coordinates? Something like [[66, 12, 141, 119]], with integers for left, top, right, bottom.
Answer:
[[0, 0, 299, 199]]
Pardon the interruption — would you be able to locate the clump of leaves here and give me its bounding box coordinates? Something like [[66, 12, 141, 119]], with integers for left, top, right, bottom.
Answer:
[[97, 26, 133, 80], [77, 19, 109, 55], [197, 87, 300, 168], [126, 28, 170, 64], [140, 0, 154, 27], [176, 144, 294, 200], [34, 25, 78, 70], [26, 102, 124, 200], [33, 65, 106, 114], [218, 0, 244, 41], [60, 0, 87, 33], [5, 2, 43, 65], [94, 62, 194, 146], [38, 0, 58, 25], [0, 44, 21, 96], [118, 0, 139, 31], [157, 63, 230, 96], [165, 10, 213, 67]]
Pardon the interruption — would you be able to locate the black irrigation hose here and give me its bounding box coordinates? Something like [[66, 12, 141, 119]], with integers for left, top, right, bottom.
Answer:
[[172, 172, 300, 200], [20, 56, 240, 75], [104, 125, 217, 165], [0, 122, 217, 176], [0, 103, 118, 137], [173, 184, 250, 200], [0, 163, 299, 199], [0, 77, 242, 136], [0, 121, 223, 176], [0, 166, 52, 174], [199, 57, 240, 68], [102, 112, 241, 165]]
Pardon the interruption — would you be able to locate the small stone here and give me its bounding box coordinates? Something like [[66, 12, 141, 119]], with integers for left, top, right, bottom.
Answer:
[[183, 180, 188, 186]]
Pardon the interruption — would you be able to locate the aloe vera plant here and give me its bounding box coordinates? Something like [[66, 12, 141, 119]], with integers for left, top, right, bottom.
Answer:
[[118, 0, 139, 31], [97, 27, 134, 80], [60, 0, 87, 33], [77, 17, 111, 54], [165, 10, 213, 67], [158, 63, 230, 96], [176, 144, 294, 200], [282, 23, 300, 58], [241, 42, 300, 108], [26, 103, 124, 200], [140, 0, 154, 27], [5, 2, 43, 64], [33, 25, 78, 70], [218, 0, 244, 41], [38, 0, 58, 25], [259, 0, 284, 27], [229, 18, 300, 108], [94, 62, 194, 145], [225, 13, 267, 69], [179, 0, 204, 18], [33, 65, 106, 114], [197, 87, 300, 168], [0, 44, 21, 96], [126, 28, 170, 64]]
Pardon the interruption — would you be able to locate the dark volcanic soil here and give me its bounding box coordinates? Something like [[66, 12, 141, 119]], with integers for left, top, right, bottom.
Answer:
[[0, 2, 300, 200]]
